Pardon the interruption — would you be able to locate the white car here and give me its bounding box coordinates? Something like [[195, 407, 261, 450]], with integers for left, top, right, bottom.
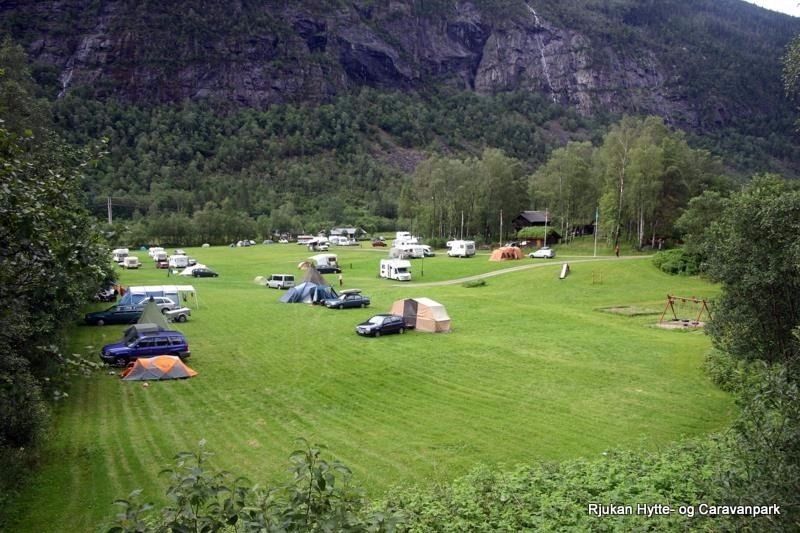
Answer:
[[529, 246, 556, 259]]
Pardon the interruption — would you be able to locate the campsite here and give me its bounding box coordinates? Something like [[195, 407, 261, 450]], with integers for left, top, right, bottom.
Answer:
[[14, 242, 735, 531]]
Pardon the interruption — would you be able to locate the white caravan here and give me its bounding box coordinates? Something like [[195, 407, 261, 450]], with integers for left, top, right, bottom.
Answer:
[[112, 248, 129, 263], [168, 255, 189, 269], [380, 259, 412, 281], [122, 256, 141, 269], [447, 240, 476, 257]]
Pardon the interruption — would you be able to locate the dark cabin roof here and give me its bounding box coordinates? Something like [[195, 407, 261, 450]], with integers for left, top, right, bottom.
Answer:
[[515, 211, 549, 224]]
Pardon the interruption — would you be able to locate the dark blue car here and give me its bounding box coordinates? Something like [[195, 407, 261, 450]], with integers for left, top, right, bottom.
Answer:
[[100, 324, 190, 366]]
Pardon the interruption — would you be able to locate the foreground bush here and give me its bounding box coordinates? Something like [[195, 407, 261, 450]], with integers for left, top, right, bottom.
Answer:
[[652, 248, 701, 275]]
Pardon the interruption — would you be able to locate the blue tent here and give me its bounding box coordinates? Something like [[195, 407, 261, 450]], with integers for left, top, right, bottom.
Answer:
[[279, 282, 337, 304]]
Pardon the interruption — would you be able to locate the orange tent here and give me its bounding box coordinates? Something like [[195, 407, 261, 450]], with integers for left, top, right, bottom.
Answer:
[[121, 356, 197, 381], [489, 246, 523, 261]]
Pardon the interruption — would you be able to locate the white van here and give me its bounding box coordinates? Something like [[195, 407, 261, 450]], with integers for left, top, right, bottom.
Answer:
[[447, 240, 476, 258], [380, 259, 412, 281], [122, 256, 140, 269], [266, 274, 295, 289]]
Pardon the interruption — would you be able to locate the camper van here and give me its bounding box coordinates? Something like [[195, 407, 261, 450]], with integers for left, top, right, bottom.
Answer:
[[447, 240, 476, 258], [393, 231, 419, 246], [112, 248, 129, 263], [380, 259, 412, 281], [153, 251, 168, 263], [168, 255, 189, 269], [308, 253, 341, 273], [122, 256, 141, 269], [395, 244, 429, 258]]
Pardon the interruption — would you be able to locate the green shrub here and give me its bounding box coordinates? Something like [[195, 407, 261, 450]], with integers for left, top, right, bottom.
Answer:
[[652, 249, 701, 275], [462, 279, 486, 288]]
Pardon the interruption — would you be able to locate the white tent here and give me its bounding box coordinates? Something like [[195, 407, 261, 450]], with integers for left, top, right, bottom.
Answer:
[[123, 285, 199, 308], [178, 263, 207, 276]]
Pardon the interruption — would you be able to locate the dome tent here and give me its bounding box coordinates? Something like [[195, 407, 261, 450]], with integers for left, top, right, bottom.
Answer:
[[279, 266, 337, 304], [489, 246, 523, 261], [121, 355, 197, 381]]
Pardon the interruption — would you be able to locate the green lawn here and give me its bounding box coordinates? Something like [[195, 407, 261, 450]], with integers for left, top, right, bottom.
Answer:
[[10, 243, 735, 531]]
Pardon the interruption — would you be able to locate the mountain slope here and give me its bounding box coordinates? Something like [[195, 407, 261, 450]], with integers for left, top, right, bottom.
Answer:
[[2, 0, 798, 132]]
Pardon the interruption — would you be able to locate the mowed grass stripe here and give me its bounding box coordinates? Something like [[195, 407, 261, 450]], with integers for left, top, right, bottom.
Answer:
[[9, 243, 735, 531]]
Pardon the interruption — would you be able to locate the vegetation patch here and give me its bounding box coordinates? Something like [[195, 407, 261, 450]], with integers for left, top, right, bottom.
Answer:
[[597, 305, 661, 316]]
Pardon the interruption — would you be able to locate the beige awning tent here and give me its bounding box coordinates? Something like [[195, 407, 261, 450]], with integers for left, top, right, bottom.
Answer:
[[390, 297, 451, 333], [489, 246, 523, 261]]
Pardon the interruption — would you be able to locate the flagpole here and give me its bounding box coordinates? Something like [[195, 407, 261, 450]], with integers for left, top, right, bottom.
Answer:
[[593, 207, 599, 257]]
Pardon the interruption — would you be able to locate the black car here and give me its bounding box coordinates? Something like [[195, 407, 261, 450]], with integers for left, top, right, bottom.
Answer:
[[316, 265, 342, 274], [324, 290, 370, 309], [192, 267, 219, 277], [85, 304, 143, 326], [355, 314, 412, 337]]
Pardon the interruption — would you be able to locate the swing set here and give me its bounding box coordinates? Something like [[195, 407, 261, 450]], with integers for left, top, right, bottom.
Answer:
[[659, 294, 712, 327]]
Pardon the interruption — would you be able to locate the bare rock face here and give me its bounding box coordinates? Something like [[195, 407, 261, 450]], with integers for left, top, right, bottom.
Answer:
[[473, 6, 692, 123], [0, 0, 749, 126]]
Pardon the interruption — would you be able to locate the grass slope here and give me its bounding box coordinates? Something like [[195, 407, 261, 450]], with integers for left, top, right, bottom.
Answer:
[[10, 244, 734, 531]]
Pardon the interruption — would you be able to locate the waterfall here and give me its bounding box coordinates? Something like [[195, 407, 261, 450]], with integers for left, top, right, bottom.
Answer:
[[525, 2, 557, 103]]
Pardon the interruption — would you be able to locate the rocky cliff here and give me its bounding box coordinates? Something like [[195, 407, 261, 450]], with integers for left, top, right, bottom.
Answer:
[[2, 0, 797, 129]]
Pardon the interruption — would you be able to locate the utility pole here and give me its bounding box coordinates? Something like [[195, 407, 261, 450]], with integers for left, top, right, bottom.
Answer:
[[499, 209, 503, 246], [593, 206, 599, 257], [544, 208, 548, 247]]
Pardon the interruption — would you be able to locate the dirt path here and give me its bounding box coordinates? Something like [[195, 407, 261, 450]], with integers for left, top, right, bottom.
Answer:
[[396, 255, 652, 287]]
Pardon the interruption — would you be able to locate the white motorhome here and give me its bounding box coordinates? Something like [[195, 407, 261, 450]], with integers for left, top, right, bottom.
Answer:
[[112, 248, 129, 263], [168, 255, 189, 269], [380, 259, 412, 281], [393, 231, 419, 246], [395, 244, 428, 258], [153, 251, 168, 262], [122, 256, 141, 269], [447, 240, 476, 257], [148, 247, 165, 259]]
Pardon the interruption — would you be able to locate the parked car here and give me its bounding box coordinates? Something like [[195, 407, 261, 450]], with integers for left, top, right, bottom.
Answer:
[[155, 259, 169, 269], [266, 274, 295, 289], [324, 289, 370, 309], [187, 257, 197, 266], [316, 265, 342, 274], [191, 267, 219, 277], [100, 324, 190, 366], [529, 246, 556, 259], [371, 239, 387, 247], [85, 304, 143, 326], [355, 314, 413, 337], [132, 296, 179, 312]]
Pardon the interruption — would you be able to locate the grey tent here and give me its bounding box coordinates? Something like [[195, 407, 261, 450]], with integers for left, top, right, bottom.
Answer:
[[137, 300, 171, 330]]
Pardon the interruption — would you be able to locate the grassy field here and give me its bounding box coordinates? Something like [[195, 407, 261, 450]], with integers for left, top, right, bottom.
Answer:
[[10, 243, 735, 531]]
